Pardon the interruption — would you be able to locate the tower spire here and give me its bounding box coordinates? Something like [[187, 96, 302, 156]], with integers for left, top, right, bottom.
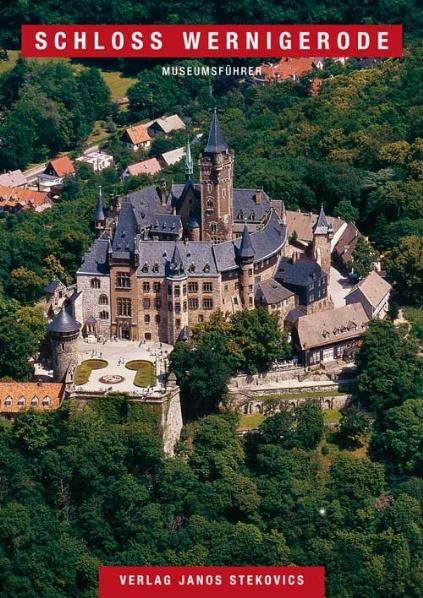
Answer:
[[239, 222, 255, 259], [313, 204, 330, 235], [185, 137, 193, 178], [95, 185, 106, 226], [204, 108, 228, 153], [168, 242, 184, 276]]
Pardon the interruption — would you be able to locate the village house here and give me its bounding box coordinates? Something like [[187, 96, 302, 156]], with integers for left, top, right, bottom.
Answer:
[[38, 156, 75, 195], [294, 302, 369, 366], [345, 270, 392, 320], [0, 382, 63, 418], [0, 169, 27, 188], [0, 184, 50, 212], [333, 221, 360, 272], [146, 114, 186, 137], [121, 157, 162, 180], [76, 150, 114, 172], [121, 124, 152, 152], [255, 57, 324, 84]]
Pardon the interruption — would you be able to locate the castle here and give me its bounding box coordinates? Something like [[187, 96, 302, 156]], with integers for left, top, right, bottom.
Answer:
[[70, 110, 334, 345]]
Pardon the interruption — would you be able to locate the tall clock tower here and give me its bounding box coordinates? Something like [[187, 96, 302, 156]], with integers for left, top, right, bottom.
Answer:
[[199, 109, 234, 242]]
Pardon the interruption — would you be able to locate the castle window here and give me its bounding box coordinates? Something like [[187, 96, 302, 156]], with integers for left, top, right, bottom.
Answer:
[[188, 282, 198, 293], [99, 310, 109, 320], [155, 315, 160, 323], [116, 272, 131, 288], [183, 301, 187, 312], [117, 298, 132, 317], [153, 282, 161, 292], [90, 278, 101, 289], [188, 298, 198, 309], [198, 314, 204, 322], [206, 198, 214, 214], [168, 302, 173, 311], [174, 286, 180, 297], [168, 286, 172, 295], [143, 282, 150, 293], [183, 285, 187, 295], [175, 303, 181, 313], [203, 298, 213, 310], [18, 396, 25, 408], [189, 263, 196, 273], [99, 294, 108, 305], [203, 282, 213, 293], [42, 397, 51, 407], [210, 222, 217, 233], [143, 298, 151, 309], [144, 315, 150, 324], [155, 298, 161, 309], [31, 396, 38, 407], [4, 396, 12, 407], [176, 319, 181, 328]]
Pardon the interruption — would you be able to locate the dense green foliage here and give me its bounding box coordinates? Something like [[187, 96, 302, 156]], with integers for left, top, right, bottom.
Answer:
[[0, 60, 112, 168], [170, 309, 291, 416], [0, 398, 421, 597]]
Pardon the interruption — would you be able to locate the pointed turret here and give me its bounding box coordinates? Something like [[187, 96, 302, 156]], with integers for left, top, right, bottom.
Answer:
[[185, 138, 193, 178], [168, 242, 184, 276], [204, 108, 228, 154], [95, 186, 106, 230], [313, 205, 330, 235], [239, 223, 255, 260]]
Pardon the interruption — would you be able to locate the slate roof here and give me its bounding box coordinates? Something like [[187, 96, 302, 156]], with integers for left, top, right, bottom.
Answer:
[[213, 210, 287, 272], [48, 308, 81, 334], [205, 110, 228, 153], [313, 205, 331, 235], [128, 187, 182, 237], [95, 188, 105, 221], [233, 189, 272, 222], [112, 202, 137, 259], [44, 278, 64, 294], [286, 210, 344, 243], [137, 241, 217, 277], [296, 303, 369, 350], [255, 279, 294, 305], [239, 223, 255, 259], [276, 257, 323, 287], [78, 238, 110, 275]]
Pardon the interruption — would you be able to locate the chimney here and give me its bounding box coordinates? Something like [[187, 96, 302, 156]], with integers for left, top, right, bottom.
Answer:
[[292, 252, 298, 264], [157, 179, 167, 206], [255, 188, 262, 204]]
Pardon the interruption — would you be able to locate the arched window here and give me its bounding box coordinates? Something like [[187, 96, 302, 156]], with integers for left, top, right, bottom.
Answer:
[[31, 396, 39, 407], [42, 396, 51, 407], [90, 278, 101, 289], [203, 263, 210, 273], [18, 396, 25, 408], [99, 294, 108, 305], [99, 311, 109, 320], [210, 222, 217, 233], [4, 396, 12, 407]]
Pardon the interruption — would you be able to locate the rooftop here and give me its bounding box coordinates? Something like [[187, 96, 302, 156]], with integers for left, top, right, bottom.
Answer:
[[126, 158, 162, 177], [46, 156, 75, 177], [276, 257, 324, 287], [123, 124, 151, 145], [255, 278, 294, 305], [0, 382, 63, 413], [346, 270, 392, 308]]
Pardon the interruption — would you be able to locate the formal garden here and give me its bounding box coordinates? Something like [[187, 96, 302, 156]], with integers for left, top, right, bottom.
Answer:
[[125, 360, 156, 388], [73, 359, 108, 385]]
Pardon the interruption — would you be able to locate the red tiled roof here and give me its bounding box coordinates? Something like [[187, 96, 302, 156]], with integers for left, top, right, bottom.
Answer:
[[126, 158, 162, 176], [0, 382, 63, 413], [47, 156, 75, 177], [259, 58, 316, 82], [123, 124, 151, 145], [0, 185, 48, 209]]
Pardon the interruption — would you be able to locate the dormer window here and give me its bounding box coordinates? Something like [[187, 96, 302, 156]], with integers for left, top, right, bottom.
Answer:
[[152, 263, 159, 273], [142, 263, 149, 273], [42, 397, 51, 407], [204, 263, 210, 273], [31, 396, 39, 407], [4, 396, 12, 407], [189, 263, 196, 273], [18, 397, 25, 408]]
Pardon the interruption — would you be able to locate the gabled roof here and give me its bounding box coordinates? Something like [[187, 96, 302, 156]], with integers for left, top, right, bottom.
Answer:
[[238, 223, 255, 259], [78, 238, 110, 275], [276, 257, 324, 288], [346, 271, 392, 308], [46, 156, 75, 177], [123, 124, 151, 145], [161, 146, 185, 166], [258, 57, 316, 82], [333, 222, 360, 265], [48, 308, 81, 334], [286, 210, 344, 243], [44, 278, 64, 294], [296, 303, 369, 350], [168, 242, 185, 276], [126, 158, 161, 176], [0, 169, 27, 187], [0, 382, 63, 413], [0, 185, 48, 209], [151, 114, 185, 134], [204, 109, 228, 153], [255, 279, 294, 305]]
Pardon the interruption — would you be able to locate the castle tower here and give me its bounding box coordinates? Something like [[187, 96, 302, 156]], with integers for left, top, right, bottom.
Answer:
[[48, 308, 81, 382], [312, 205, 333, 281], [94, 186, 106, 233], [185, 138, 193, 180], [199, 109, 234, 242], [238, 223, 255, 309], [165, 242, 189, 345]]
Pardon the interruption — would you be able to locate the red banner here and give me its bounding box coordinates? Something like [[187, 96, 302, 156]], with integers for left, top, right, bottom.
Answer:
[[21, 25, 402, 58], [98, 567, 325, 598]]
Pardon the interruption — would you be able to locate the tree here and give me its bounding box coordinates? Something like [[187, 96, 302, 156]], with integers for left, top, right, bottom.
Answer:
[[384, 235, 423, 304], [334, 199, 359, 223], [371, 400, 423, 475], [357, 320, 422, 414], [294, 400, 324, 450], [348, 236, 378, 279], [78, 67, 112, 120], [9, 267, 45, 304], [339, 406, 371, 448], [259, 409, 296, 447]]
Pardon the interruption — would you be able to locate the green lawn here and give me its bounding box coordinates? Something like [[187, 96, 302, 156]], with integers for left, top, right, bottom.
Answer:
[[238, 414, 265, 430], [323, 408, 342, 425], [126, 360, 156, 388], [74, 359, 108, 385], [0, 50, 20, 74]]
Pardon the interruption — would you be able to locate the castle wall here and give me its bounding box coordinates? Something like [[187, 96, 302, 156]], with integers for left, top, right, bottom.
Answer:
[[77, 274, 111, 338]]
